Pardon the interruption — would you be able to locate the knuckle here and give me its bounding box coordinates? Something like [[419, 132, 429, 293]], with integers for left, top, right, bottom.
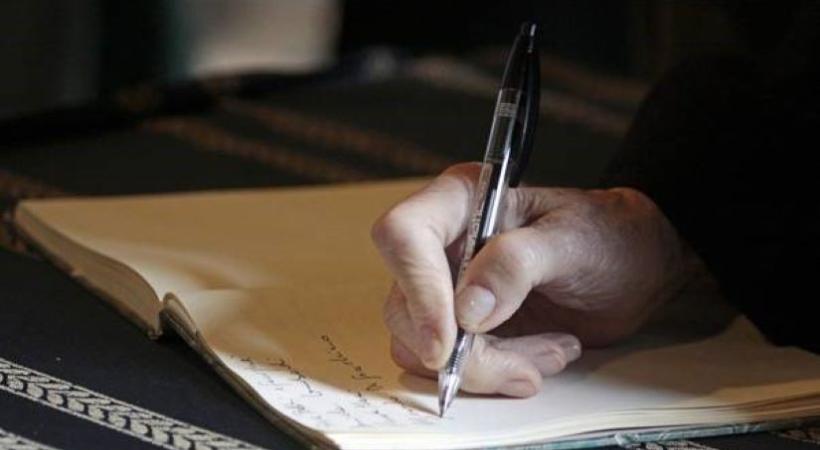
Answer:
[[370, 207, 413, 252], [389, 339, 416, 369], [536, 341, 566, 365], [488, 233, 538, 279], [506, 187, 550, 221], [406, 300, 443, 332], [442, 162, 482, 179], [503, 187, 530, 226], [504, 187, 523, 215]]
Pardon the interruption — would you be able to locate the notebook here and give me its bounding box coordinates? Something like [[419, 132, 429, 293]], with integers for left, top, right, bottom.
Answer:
[[13, 179, 820, 449]]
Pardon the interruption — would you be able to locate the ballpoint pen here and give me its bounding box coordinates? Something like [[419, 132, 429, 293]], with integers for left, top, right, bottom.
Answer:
[[438, 22, 540, 417]]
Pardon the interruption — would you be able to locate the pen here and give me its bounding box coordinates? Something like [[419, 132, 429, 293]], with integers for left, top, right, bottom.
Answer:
[[438, 22, 540, 417]]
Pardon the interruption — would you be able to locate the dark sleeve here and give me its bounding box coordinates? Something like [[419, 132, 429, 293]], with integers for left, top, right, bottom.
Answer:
[[599, 49, 820, 353]]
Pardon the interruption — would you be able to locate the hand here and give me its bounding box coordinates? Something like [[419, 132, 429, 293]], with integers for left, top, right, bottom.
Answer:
[[370, 163, 693, 397]]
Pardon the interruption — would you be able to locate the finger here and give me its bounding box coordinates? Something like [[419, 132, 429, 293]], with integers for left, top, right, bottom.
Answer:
[[390, 332, 581, 397], [459, 334, 541, 397], [383, 283, 449, 368], [389, 335, 436, 377], [391, 333, 541, 397], [502, 186, 580, 229], [488, 333, 582, 376], [455, 226, 573, 333], [371, 163, 480, 368]]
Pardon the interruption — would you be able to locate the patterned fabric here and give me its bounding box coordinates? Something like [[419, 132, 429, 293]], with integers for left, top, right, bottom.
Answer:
[[0, 358, 262, 450], [0, 428, 58, 450], [777, 428, 820, 445], [622, 441, 717, 450]]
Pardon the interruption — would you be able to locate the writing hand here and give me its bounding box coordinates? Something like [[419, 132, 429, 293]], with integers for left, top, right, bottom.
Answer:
[[371, 163, 693, 397]]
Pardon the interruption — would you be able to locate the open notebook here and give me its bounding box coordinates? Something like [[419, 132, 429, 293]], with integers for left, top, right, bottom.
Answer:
[[13, 179, 820, 449]]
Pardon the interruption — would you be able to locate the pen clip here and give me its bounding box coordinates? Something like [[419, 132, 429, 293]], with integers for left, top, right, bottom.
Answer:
[[509, 31, 540, 189]]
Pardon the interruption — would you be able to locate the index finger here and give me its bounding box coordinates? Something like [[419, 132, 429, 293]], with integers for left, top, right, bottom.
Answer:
[[370, 163, 480, 368]]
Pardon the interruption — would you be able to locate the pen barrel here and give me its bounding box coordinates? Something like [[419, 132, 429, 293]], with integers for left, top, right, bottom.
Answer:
[[443, 89, 518, 380], [440, 24, 537, 412], [455, 88, 520, 286], [483, 89, 522, 164], [443, 328, 475, 376]]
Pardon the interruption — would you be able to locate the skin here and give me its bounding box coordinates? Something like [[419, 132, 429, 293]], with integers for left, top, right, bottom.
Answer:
[[370, 163, 696, 397]]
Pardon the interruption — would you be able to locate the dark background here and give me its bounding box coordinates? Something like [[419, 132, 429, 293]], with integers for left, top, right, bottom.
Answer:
[[2, 0, 792, 119]]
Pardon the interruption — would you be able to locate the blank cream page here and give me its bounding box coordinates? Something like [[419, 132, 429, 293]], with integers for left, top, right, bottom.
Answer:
[[18, 179, 427, 301]]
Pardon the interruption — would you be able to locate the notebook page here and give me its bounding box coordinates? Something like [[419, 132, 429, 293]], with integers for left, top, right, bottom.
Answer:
[[172, 281, 820, 450], [17, 179, 427, 302]]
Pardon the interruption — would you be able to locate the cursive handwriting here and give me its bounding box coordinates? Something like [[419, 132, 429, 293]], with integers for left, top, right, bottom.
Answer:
[[320, 335, 384, 388], [227, 343, 437, 430], [267, 357, 323, 398]]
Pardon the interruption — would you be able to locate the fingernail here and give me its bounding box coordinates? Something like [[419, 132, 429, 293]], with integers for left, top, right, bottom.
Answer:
[[500, 379, 537, 397], [456, 285, 496, 330], [419, 324, 443, 367], [557, 335, 582, 362]]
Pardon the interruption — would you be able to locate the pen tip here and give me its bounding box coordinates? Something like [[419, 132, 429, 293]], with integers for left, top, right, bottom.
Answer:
[[438, 396, 450, 418], [437, 388, 447, 418], [437, 373, 458, 418]]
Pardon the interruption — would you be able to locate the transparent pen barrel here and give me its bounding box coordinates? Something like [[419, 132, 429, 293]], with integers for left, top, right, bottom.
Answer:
[[457, 88, 521, 277], [444, 89, 520, 378], [483, 89, 522, 164]]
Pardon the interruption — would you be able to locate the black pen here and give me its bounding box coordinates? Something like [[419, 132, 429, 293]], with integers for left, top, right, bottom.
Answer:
[[438, 22, 540, 417]]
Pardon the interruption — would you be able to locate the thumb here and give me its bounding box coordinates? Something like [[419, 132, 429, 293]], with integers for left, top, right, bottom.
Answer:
[[454, 226, 571, 333]]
